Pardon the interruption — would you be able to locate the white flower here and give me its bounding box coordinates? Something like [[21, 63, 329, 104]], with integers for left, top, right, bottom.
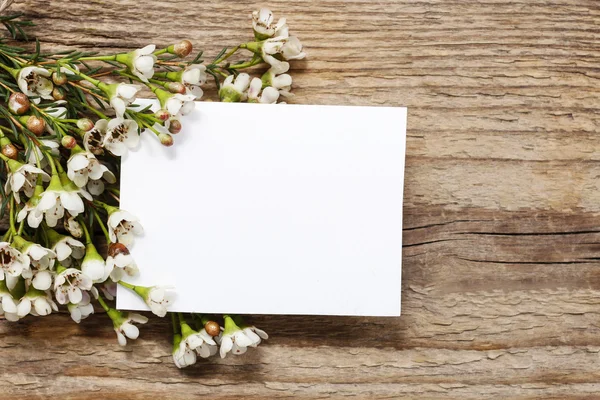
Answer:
[[87, 165, 116, 195], [107, 83, 141, 118], [252, 8, 275, 39], [107, 209, 144, 246], [68, 291, 94, 323], [217, 315, 255, 358], [0, 242, 28, 280], [106, 243, 138, 282], [180, 64, 206, 98], [16, 66, 54, 103], [195, 328, 218, 358], [5, 162, 50, 203], [0, 291, 20, 321], [83, 119, 108, 156], [143, 286, 172, 317], [102, 118, 139, 156], [262, 69, 293, 97], [28, 269, 53, 291], [242, 326, 269, 347], [280, 36, 306, 60], [81, 243, 109, 283], [248, 78, 280, 104], [164, 93, 196, 117], [252, 8, 288, 40], [13, 236, 56, 271], [17, 289, 58, 317], [46, 229, 85, 265], [119, 45, 157, 83], [112, 311, 148, 346], [27, 139, 60, 167], [36, 175, 86, 226], [16, 196, 44, 228], [173, 333, 197, 368], [260, 36, 305, 75], [53, 267, 93, 305], [218, 73, 251, 102], [67, 149, 104, 188]]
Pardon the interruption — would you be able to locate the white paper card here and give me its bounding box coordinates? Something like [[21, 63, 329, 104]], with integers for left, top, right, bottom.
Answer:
[[117, 102, 406, 316]]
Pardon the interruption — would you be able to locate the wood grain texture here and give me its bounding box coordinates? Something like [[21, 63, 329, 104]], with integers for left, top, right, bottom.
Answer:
[[1, 0, 600, 398]]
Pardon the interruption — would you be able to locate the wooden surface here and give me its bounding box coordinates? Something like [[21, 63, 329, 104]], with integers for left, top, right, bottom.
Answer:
[[1, 0, 600, 399]]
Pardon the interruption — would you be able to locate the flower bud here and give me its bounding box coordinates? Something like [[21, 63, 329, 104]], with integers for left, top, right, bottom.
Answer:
[[168, 119, 182, 134], [166, 82, 186, 94], [61, 135, 77, 149], [77, 118, 94, 131], [52, 87, 66, 101], [204, 320, 220, 337], [8, 93, 30, 115], [108, 242, 130, 258], [1, 143, 18, 160], [24, 116, 46, 136], [171, 40, 193, 57], [154, 109, 170, 121], [158, 132, 173, 147], [52, 71, 68, 86]]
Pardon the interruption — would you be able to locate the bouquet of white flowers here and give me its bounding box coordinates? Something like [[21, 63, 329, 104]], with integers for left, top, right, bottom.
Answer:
[[0, 6, 304, 368]]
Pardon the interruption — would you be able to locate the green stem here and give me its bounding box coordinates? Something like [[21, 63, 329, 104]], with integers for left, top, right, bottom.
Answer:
[[213, 46, 240, 65], [79, 217, 93, 245], [92, 209, 111, 242], [60, 64, 101, 87], [8, 197, 16, 234], [78, 55, 118, 62], [96, 293, 111, 312], [229, 55, 263, 70]]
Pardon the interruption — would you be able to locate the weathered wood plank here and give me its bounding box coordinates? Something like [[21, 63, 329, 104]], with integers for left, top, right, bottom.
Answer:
[[1, 0, 599, 398]]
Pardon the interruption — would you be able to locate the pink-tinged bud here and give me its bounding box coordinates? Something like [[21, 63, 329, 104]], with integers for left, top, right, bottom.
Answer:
[[77, 118, 94, 131], [158, 132, 173, 147], [52, 71, 68, 86], [1, 143, 18, 160], [61, 135, 77, 149], [25, 116, 46, 136], [52, 87, 66, 101], [8, 93, 30, 115], [172, 40, 193, 57], [168, 119, 182, 134], [166, 81, 186, 94], [154, 109, 170, 121]]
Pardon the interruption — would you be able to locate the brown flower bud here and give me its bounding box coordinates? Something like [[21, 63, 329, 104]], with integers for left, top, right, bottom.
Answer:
[[8, 92, 30, 115], [158, 132, 173, 147], [108, 242, 130, 258], [52, 71, 68, 86], [25, 116, 46, 136], [172, 40, 193, 57], [1, 143, 18, 160], [61, 135, 77, 149], [168, 119, 182, 134], [154, 109, 170, 121], [166, 81, 186, 94], [77, 118, 94, 131], [52, 87, 66, 101], [204, 321, 220, 337]]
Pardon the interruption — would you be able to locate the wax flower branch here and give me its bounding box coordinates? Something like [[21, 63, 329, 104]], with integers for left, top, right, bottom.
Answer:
[[0, 8, 304, 368]]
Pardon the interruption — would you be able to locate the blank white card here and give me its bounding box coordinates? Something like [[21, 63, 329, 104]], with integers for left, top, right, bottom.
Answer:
[[117, 102, 406, 316]]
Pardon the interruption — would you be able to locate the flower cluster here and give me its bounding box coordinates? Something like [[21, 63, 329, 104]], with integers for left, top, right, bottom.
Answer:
[[0, 7, 297, 367], [217, 8, 305, 104]]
